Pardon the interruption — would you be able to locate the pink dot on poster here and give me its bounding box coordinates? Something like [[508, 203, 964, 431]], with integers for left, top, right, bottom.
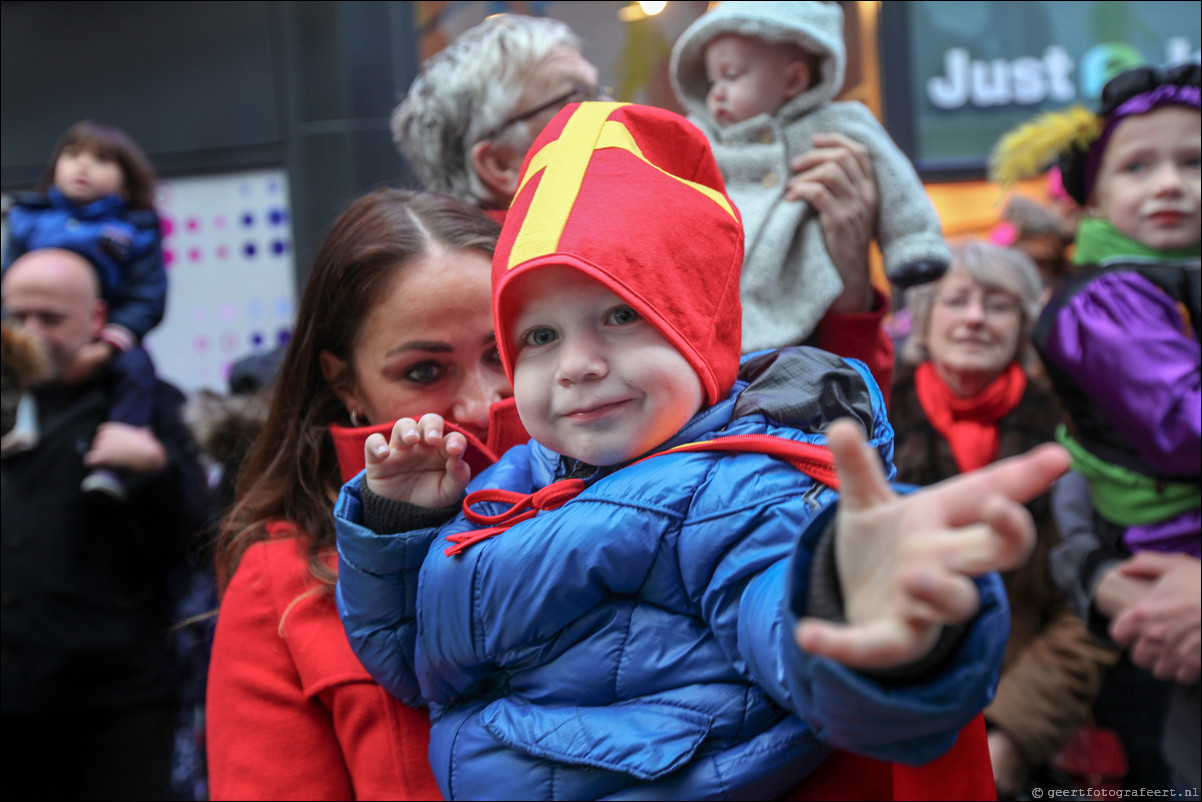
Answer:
[[192, 307, 206, 323], [221, 361, 233, 381], [161, 217, 175, 236], [216, 245, 230, 259], [214, 215, 227, 230], [164, 249, 176, 267], [220, 331, 238, 353], [194, 335, 210, 353], [219, 303, 235, 322], [189, 248, 202, 262]]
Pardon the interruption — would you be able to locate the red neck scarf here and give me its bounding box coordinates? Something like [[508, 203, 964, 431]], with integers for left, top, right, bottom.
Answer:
[[914, 361, 1027, 472]]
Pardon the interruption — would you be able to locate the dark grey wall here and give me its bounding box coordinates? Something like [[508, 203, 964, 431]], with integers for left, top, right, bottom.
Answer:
[[1, 1, 420, 286]]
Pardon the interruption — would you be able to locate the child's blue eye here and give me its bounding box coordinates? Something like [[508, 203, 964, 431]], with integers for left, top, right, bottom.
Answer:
[[1121, 160, 1148, 174], [521, 327, 558, 347], [607, 305, 640, 326]]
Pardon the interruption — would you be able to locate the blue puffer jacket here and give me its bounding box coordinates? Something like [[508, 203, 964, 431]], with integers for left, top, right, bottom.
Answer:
[[335, 349, 1009, 801], [3, 188, 165, 342]]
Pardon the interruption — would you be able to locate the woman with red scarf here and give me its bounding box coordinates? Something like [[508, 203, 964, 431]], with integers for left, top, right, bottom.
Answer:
[[891, 239, 1117, 799]]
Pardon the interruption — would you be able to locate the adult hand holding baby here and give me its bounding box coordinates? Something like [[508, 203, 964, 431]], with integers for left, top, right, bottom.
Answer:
[[786, 132, 879, 313], [364, 413, 472, 509], [797, 419, 1070, 670]]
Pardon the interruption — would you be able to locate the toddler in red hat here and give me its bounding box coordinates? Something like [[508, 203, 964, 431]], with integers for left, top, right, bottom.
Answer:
[[334, 102, 1068, 800]]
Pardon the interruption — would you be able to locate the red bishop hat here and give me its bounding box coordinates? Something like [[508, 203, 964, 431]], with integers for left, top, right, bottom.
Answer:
[[493, 102, 744, 407]]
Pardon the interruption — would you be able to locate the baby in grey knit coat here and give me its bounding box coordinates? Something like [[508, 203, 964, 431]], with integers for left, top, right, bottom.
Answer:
[[671, 0, 949, 352]]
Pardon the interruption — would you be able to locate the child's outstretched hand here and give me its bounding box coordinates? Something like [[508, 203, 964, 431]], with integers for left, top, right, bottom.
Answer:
[[364, 413, 471, 509], [796, 419, 1069, 670]]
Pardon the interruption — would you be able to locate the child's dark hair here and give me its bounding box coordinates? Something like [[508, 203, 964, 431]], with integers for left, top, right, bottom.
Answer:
[[40, 120, 158, 210]]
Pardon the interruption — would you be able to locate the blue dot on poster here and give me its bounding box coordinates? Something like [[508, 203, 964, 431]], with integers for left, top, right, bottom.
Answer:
[[269, 209, 287, 226], [242, 212, 254, 228], [251, 331, 264, 347], [244, 242, 257, 258], [272, 240, 287, 255], [277, 328, 292, 347]]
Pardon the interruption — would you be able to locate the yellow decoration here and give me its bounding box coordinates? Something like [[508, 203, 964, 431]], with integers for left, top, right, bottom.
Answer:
[[988, 106, 1102, 185], [510, 104, 737, 269]]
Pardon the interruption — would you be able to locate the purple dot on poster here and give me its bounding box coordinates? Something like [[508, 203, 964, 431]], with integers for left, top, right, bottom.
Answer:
[[268, 180, 279, 193], [243, 242, 257, 258], [269, 208, 285, 225], [220, 331, 239, 353], [214, 215, 227, 230], [188, 247, 202, 262], [245, 299, 264, 319], [240, 182, 252, 196], [218, 302, 235, 322], [192, 307, 207, 323], [272, 240, 287, 255], [164, 249, 176, 267], [161, 217, 175, 236], [186, 217, 200, 232], [277, 328, 292, 347], [216, 245, 230, 260], [194, 335, 210, 353], [251, 331, 264, 347], [241, 212, 254, 228]]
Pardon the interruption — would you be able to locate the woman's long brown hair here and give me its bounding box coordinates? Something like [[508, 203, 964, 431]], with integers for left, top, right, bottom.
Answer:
[[215, 188, 500, 593]]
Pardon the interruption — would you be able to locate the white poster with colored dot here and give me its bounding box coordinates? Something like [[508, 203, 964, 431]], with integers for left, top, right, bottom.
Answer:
[[144, 168, 295, 394]]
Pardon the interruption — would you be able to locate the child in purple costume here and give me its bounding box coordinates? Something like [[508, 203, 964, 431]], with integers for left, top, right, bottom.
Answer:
[[1023, 64, 1200, 560]]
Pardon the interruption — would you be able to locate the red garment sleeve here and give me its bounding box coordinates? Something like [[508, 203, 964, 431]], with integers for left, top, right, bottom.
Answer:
[[206, 539, 442, 801], [815, 286, 895, 408], [207, 542, 354, 801]]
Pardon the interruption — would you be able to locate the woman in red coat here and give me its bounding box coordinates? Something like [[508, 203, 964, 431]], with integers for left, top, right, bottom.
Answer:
[[206, 189, 527, 800]]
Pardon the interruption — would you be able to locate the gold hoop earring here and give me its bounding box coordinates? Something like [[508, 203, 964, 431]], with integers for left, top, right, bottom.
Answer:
[[350, 410, 365, 427]]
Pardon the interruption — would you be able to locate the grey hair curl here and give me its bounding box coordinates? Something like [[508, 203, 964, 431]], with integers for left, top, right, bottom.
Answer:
[[391, 14, 580, 207], [902, 239, 1045, 368]]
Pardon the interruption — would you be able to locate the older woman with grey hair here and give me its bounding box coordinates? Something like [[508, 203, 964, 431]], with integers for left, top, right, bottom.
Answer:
[[392, 14, 602, 210], [891, 239, 1116, 798], [900, 239, 1044, 381]]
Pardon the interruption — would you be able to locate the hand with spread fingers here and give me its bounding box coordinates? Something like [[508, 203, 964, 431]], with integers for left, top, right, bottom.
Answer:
[[364, 413, 472, 509], [787, 132, 879, 314], [796, 418, 1070, 669]]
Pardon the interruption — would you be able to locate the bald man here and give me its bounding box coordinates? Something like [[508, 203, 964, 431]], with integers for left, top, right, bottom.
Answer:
[[3, 248, 160, 499], [3, 249, 105, 380], [1, 248, 209, 800]]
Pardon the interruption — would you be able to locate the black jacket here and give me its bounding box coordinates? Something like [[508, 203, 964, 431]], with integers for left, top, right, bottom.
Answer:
[[1, 375, 209, 713]]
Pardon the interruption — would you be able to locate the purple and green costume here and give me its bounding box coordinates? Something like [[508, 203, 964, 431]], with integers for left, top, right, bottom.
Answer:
[[1032, 217, 1200, 557]]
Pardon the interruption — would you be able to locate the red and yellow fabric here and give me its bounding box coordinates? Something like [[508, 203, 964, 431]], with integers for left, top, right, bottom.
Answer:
[[493, 102, 745, 407]]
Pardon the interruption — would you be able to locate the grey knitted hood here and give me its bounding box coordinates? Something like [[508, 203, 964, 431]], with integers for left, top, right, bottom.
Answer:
[[671, 1, 846, 122]]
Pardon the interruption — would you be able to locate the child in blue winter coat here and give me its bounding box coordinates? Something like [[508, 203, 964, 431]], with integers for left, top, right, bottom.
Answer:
[[333, 102, 1069, 800], [3, 121, 166, 500]]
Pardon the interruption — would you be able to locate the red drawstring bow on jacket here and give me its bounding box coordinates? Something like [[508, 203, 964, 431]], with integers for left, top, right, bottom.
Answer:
[[445, 434, 840, 557]]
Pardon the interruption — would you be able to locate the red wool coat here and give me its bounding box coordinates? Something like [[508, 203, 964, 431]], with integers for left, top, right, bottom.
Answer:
[[206, 400, 531, 800], [206, 534, 441, 801]]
